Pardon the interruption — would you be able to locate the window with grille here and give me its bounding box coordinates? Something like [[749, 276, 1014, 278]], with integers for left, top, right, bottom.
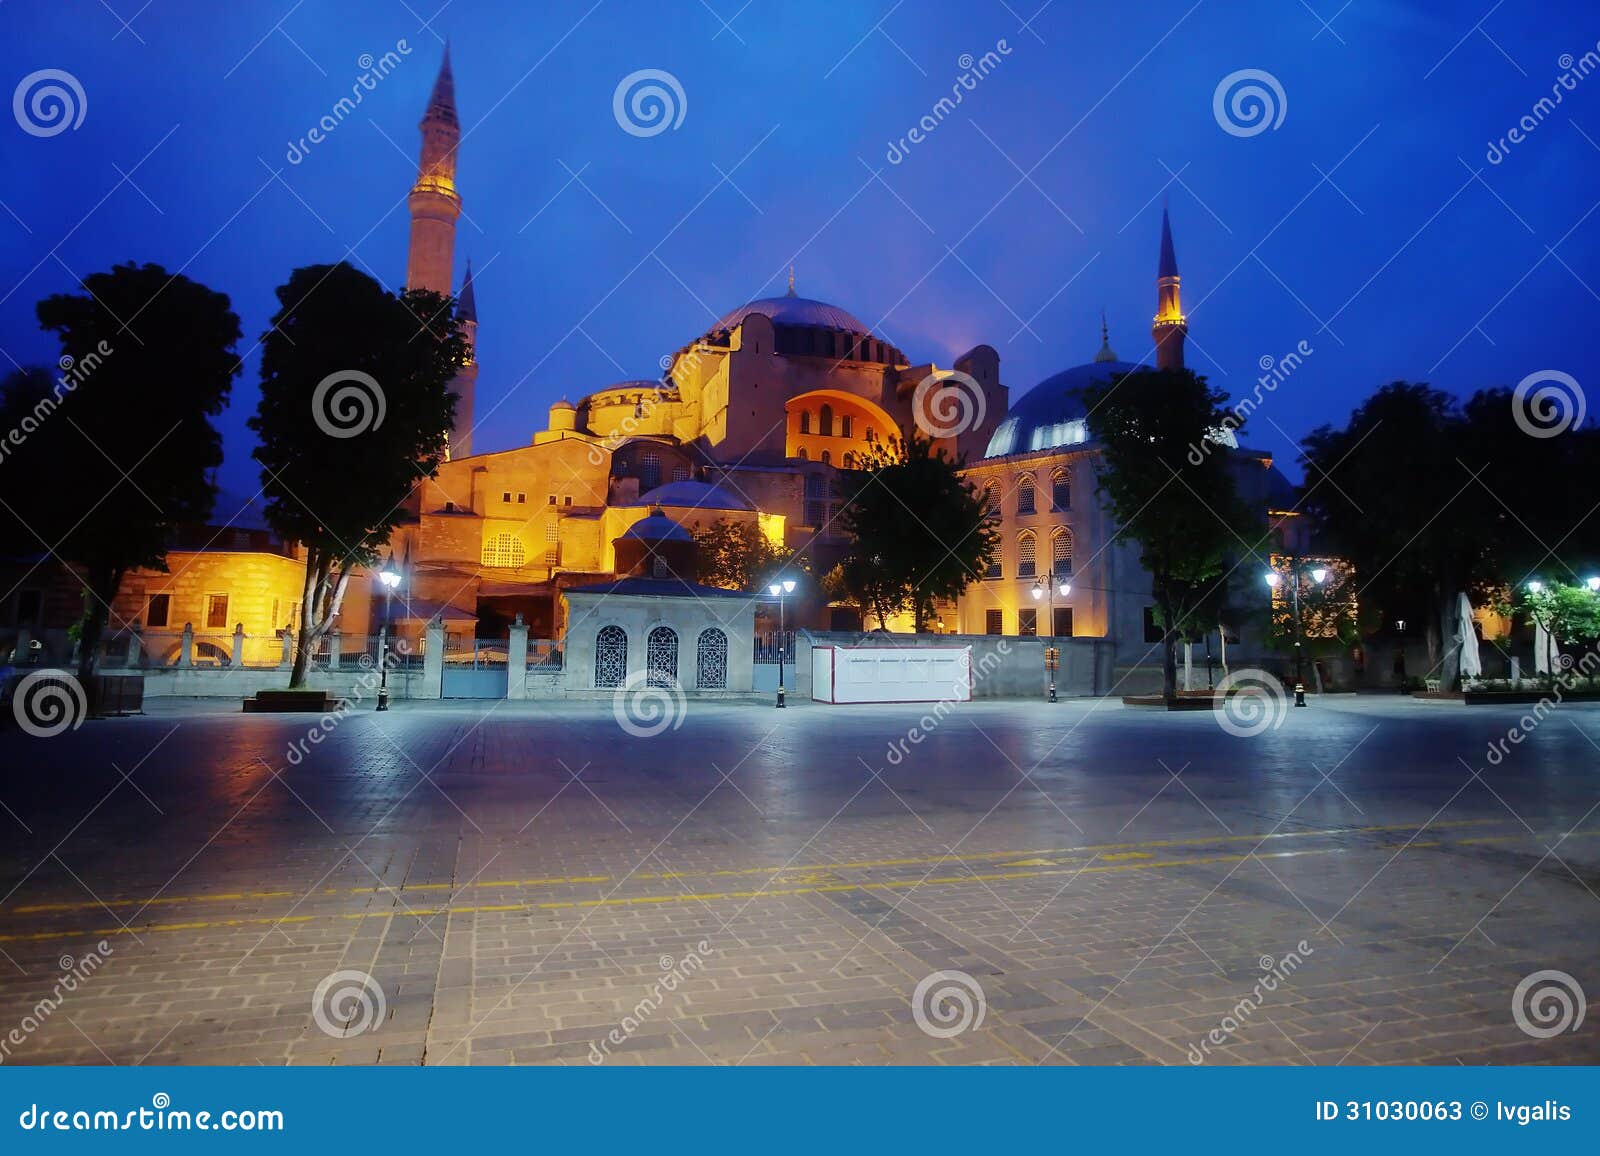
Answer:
[[1052, 469, 1071, 510], [544, 521, 559, 567], [986, 550, 1002, 579], [673, 466, 690, 482], [205, 594, 229, 630], [1017, 474, 1035, 514], [1018, 533, 1037, 578], [646, 625, 678, 687], [1054, 607, 1074, 637], [984, 483, 999, 518], [640, 450, 661, 490], [696, 628, 728, 689], [147, 593, 170, 628], [1018, 608, 1037, 636], [482, 533, 526, 568], [1053, 527, 1073, 575], [595, 625, 627, 687], [985, 609, 1003, 635]]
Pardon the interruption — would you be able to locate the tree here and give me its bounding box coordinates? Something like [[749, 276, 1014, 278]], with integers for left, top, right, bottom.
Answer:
[[835, 434, 997, 631], [694, 519, 788, 590], [1081, 367, 1255, 702], [1301, 383, 1497, 686], [250, 262, 464, 688], [0, 263, 240, 693], [1510, 581, 1600, 652]]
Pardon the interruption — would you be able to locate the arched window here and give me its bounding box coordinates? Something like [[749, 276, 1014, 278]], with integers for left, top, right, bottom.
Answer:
[[820, 450, 832, 466], [640, 450, 661, 490], [866, 426, 877, 444], [1053, 527, 1073, 574], [594, 625, 627, 688], [696, 627, 728, 689], [646, 625, 678, 688], [819, 404, 834, 437], [1018, 531, 1037, 578], [1016, 474, 1036, 515], [799, 411, 811, 435], [983, 482, 999, 519], [842, 451, 856, 469], [840, 414, 853, 438], [797, 447, 808, 461], [481, 533, 526, 569], [1052, 468, 1071, 511]]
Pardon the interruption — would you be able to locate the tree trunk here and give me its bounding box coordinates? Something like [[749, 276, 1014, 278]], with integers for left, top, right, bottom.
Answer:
[[289, 551, 329, 688], [75, 566, 121, 711]]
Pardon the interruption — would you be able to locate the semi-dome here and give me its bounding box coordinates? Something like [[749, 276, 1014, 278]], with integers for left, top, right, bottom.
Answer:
[[984, 360, 1146, 457], [709, 295, 872, 336], [634, 479, 753, 512]]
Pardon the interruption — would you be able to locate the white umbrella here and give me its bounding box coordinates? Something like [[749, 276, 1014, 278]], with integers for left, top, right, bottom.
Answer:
[[1455, 592, 1482, 679], [1534, 622, 1553, 674]]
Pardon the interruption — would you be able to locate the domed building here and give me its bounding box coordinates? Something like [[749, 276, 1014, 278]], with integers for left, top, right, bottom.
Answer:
[[338, 51, 1303, 690]]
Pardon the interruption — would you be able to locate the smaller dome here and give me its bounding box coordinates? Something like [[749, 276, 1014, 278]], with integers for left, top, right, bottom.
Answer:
[[635, 480, 752, 512], [619, 507, 693, 543]]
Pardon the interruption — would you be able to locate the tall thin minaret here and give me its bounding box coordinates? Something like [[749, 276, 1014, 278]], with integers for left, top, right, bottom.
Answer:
[[452, 259, 478, 457], [406, 46, 460, 296], [1152, 206, 1187, 372]]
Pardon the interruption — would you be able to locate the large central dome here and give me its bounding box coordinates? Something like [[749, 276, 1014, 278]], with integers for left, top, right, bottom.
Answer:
[[710, 294, 873, 336], [984, 360, 1146, 457]]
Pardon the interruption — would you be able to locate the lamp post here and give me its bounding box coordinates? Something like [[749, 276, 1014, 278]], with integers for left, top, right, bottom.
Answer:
[[1264, 559, 1327, 707], [767, 577, 797, 708], [376, 556, 401, 712], [1030, 571, 1071, 702]]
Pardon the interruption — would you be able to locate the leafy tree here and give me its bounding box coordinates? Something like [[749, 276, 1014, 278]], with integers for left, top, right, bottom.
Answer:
[[1081, 367, 1255, 702], [1507, 581, 1600, 651], [250, 262, 464, 688], [835, 434, 997, 631], [0, 263, 240, 692], [693, 519, 789, 591], [1302, 383, 1502, 685]]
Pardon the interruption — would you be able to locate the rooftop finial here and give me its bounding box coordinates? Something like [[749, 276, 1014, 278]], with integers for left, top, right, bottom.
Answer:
[[1094, 309, 1118, 362], [786, 265, 796, 297]]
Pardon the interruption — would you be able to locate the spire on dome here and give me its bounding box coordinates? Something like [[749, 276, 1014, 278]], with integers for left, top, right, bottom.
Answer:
[[457, 258, 477, 323], [425, 41, 458, 126], [786, 265, 796, 297], [1094, 310, 1117, 362]]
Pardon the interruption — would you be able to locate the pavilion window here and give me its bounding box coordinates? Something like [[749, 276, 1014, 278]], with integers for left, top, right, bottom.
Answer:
[[1018, 532, 1037, 578], [1053, 527, 1073, 575], [1016, 474, 1035, 515], [1052, 469, 1071, 511]]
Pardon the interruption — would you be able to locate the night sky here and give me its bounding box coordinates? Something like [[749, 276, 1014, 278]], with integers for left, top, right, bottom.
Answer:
[[2, 0, 1596, 502]]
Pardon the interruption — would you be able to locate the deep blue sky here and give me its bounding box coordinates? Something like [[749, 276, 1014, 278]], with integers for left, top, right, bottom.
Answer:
[[2, 0, 1596, 497]]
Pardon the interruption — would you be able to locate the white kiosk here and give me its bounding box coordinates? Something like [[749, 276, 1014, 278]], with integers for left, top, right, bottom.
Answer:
[[810, 644, 972, 704]]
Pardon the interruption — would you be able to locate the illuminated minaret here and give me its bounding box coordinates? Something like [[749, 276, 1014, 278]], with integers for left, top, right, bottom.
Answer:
[[1152, 206, 1187, 372], [451, 259, 478, 457], [406, 47, 460, 296]]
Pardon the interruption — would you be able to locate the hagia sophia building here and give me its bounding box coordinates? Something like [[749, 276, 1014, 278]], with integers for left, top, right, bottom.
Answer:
[[378, 50, 1302, 660], [9, 49, 1306, 683]]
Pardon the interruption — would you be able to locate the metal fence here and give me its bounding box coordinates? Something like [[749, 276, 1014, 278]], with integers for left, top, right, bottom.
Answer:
[[753, 630, 795, 664]]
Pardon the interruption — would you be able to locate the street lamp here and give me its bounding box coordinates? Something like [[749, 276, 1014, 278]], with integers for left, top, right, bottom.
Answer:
[[1265, 558, 1327, 707], [767, 577, 797, 708], [1586, 577, 1600, 593], [376, 555, 401, 712], [1030, 572, 1071, 702]]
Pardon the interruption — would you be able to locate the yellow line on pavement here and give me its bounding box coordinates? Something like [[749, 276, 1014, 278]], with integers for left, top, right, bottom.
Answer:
[[0, 839, 1471, 945], [2, 818, 1511, 918]]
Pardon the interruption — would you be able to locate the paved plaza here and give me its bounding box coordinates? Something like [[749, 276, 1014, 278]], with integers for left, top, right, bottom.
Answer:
[[0, 694, 1597, 1066]]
